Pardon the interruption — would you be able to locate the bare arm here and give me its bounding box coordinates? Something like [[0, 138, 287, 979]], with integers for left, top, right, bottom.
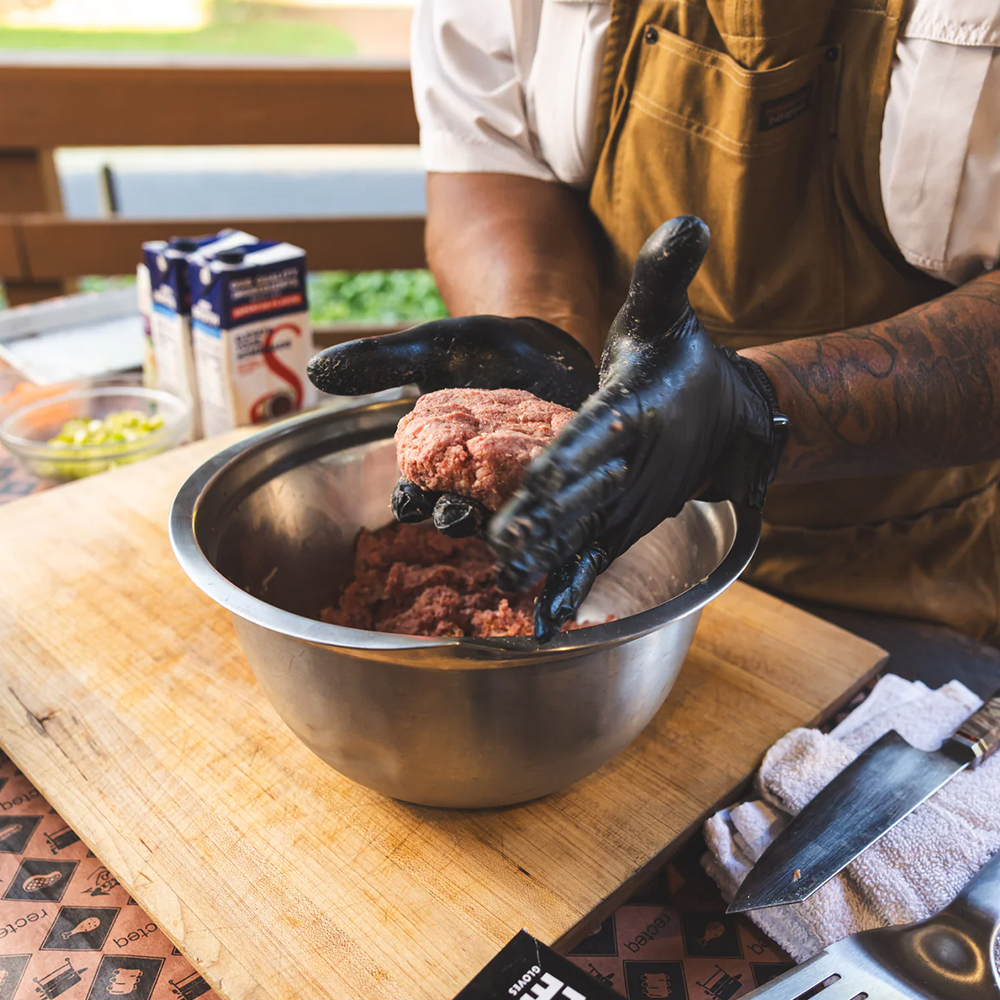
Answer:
[[743, 271, 1000, 483], [425, 172, 604, 358]]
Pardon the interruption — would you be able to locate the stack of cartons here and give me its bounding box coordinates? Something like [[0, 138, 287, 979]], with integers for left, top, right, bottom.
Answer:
[[137, 230, 315, 439]]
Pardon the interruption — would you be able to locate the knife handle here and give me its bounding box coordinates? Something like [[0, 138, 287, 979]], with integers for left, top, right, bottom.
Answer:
[[949, 691, 1000, 768]]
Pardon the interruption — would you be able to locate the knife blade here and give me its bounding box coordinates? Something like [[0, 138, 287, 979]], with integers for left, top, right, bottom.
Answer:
[[727, 685, 1000, 914]]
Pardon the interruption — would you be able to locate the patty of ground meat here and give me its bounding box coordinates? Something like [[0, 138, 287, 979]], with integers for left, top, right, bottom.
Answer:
[[320, 522, 611, 638], [394, 387, 575, 511]]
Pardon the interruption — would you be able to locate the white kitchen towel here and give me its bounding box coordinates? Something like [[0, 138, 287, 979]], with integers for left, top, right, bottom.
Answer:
[[702, 674, 1000, 962]]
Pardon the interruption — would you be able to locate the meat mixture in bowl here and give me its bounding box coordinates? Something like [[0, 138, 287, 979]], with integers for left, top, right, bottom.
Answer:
[[321, 522, 611, 638], [321, 523, 539, 637]]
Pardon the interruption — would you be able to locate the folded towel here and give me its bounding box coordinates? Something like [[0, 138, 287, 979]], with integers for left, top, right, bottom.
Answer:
[[702, 674, 1000, 963]]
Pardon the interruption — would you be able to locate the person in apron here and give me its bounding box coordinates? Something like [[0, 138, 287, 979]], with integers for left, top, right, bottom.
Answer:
[[308, 0, 1000, 644]]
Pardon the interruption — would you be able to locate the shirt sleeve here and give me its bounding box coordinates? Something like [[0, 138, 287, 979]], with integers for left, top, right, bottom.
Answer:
[[410, 0, 557, 180], [881, 0, 1000, 285]]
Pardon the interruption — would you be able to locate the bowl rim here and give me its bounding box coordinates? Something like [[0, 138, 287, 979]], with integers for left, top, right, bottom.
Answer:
[[0, 385, 191, 458], [169, 398, 762, 663]]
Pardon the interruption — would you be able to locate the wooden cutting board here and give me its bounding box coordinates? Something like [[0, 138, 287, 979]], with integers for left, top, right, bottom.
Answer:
[[0, 432, 886, 1000]]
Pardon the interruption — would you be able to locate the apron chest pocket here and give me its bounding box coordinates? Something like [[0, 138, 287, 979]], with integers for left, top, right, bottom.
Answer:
[[607, 25, 846, 338], [631, 27, 833, 155]]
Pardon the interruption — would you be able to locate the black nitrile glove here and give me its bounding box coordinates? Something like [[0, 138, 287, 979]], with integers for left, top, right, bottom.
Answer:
[[488, 216, 789, 640], [306, 315, 598, 537]]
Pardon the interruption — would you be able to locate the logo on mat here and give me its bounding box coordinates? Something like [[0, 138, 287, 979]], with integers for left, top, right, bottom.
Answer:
[[44, 825, 81, 854], [759, 83, 812, 130], [30, 958, 87, 1000], [3, 858, 77, 902], [86, 955, 164, 1000], [40, 906, 120, 951], [0, 816, 40, 855], [624, 961, 688, 1000], [681, 913, 743, 958], [169, 971, 213, 999], [0, 954, 31, 1000]]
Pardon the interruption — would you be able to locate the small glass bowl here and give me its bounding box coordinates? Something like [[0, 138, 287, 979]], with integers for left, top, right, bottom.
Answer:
[[0, 385, 192, 484]]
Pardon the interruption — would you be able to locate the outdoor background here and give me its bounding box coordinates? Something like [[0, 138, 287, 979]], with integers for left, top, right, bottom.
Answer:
[[0, 0, 446, 325]]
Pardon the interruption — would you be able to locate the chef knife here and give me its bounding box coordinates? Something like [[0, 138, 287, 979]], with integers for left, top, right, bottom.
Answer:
[[727, 686, 1000, 913]]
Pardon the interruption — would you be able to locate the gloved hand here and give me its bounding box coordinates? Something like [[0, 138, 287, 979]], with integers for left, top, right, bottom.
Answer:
[[489, 216, 789, 640], [306, 315, 598, 537]]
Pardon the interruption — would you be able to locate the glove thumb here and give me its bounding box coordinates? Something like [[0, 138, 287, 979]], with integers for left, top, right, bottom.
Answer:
[[612, 216, 710, 342]]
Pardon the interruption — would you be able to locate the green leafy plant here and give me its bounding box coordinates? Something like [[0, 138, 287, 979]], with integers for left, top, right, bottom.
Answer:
[[307, 271, 448, 325]]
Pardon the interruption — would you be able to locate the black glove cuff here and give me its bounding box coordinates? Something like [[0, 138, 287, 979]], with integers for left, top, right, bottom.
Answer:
[[716, 346, 790, 508]]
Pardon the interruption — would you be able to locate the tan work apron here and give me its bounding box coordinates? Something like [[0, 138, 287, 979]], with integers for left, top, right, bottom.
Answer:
[[588, 0, 1000, 643]]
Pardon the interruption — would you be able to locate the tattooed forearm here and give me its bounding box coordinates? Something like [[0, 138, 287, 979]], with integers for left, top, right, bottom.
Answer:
[[741, 270, 1000, 483]]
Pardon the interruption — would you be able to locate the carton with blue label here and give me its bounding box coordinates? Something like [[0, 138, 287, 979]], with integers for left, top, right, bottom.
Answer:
[[189, 241, 315, 437], [142, 230, 258, 439]]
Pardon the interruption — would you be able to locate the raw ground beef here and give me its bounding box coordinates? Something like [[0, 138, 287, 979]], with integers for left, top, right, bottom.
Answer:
[[320, 522, 613, 638], [320, 522, 539, 637], [394, 387, 575, 511]]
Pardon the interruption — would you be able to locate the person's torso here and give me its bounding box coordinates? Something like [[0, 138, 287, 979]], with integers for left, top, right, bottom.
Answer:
[[586, 0, 950, 344], [582, 0, 1000, 643]]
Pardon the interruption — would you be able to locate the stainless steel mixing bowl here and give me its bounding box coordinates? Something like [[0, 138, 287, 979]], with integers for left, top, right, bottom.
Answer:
[[170, 397, 760, 807]]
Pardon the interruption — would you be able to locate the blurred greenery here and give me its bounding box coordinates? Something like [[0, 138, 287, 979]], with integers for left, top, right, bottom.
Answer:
[[308, 271, 447, 325], [68, 270, 448, 326], [78, 276, 135, 295], [0, 0, 355, 57]]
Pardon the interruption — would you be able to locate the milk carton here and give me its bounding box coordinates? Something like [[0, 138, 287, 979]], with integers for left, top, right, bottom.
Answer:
[[144, 233, 216, 439], [135, 261, 156, 388], [189, 241, 315, 437], [143, 230, 258, 439]]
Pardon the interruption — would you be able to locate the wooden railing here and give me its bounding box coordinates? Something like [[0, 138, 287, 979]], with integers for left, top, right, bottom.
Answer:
[[0, 56, 425, 304]]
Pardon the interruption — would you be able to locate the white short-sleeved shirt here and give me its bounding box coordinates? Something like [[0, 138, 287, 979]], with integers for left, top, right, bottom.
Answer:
[[412, 0, 1000, 285]]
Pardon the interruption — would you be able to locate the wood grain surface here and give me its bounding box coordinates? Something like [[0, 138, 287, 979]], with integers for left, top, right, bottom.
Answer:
[[0, 61, 416, 148], [8, 215, 426, 280], [0, 431, 886, 1000]]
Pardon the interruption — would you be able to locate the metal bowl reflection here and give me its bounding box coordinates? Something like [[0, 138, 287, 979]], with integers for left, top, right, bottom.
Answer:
[[169, 398, 759, 807]]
